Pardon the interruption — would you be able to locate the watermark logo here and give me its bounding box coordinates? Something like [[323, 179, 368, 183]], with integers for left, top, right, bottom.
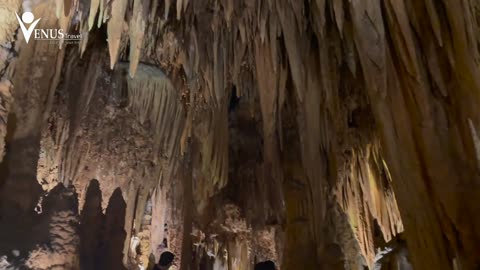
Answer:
[[15, 11, 41, 44], [15, 11, 81, 44]]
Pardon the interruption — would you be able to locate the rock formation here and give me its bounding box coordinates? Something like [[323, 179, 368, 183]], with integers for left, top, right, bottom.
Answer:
[[0, 0, 479, 269]]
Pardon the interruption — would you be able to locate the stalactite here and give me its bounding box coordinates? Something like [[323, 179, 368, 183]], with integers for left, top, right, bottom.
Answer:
[[164, 0, 171, 20], [128, 0, 147, 77], [54, 0, 63, 18], [97, 0, 105, 28], [176, 0, 183, 20], [87, 0, 99, 30], [254, 33, 287, 222], [192, 104, 229, 214], [79, 20, 89, 57], [336, 143, 403, 267], [107, 0, 128, 69], [123, 63, 185, 167]]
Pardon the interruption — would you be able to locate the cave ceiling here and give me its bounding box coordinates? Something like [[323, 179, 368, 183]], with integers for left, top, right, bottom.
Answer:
[[0, 0, 479, 269]]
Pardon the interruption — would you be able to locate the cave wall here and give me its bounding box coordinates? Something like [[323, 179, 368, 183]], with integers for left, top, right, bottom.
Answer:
[[0, 0, 479, 269]]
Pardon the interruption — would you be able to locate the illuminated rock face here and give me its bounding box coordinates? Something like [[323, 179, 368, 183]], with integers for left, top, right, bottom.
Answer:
[[0, 0, 479, 269]]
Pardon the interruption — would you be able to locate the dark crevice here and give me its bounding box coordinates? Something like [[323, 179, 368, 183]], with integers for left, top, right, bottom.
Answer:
[[254, 260, 276, 270]]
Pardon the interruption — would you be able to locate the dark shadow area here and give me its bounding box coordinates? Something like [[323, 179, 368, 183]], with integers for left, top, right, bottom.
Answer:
[[103, 188, 127, 270], [374, 235, 413, 270], [0, 112, 16, 195], [198, 253, 214, 270], [158, 251, 175, 268], [42, 183, 79, 213], [79, 179, 105, 270], [228, 86, 240, 112], [78, 183, 129, 270], [0, 134, 46, 255], [152, 251, 175, 270], [3, 184, 80, 268], [254, 260, 276, 270], [0, 135, 43, 220]]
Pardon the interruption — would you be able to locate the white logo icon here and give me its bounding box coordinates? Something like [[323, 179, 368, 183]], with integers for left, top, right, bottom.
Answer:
[[15, 11, 41, 44]]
